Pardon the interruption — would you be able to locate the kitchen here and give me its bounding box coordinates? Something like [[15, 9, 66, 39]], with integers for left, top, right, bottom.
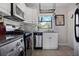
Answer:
[[0, 3, 79, 56]]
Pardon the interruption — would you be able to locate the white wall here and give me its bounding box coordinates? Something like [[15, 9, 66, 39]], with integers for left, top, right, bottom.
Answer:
[[54, 6, 69, 46], [23, 6, 39, 32], [67, 4, 77, 48], [0, 3, 10, 16], [24, 6, 38, 23]]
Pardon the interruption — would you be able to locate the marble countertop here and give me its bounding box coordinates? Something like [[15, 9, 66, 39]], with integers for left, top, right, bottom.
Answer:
[[0, 32, 32, 47]]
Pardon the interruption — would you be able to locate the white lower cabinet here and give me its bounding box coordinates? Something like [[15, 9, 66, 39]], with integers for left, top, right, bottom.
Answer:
[[0, 3, 10, 16], [43, 33, 58, 49]]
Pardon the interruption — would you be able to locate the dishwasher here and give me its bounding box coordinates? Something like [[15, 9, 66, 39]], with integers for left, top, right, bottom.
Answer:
[[33, 32, 43, 49]]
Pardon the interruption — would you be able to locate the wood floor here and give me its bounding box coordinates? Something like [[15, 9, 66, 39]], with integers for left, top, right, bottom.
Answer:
[[32, 46, 74, 56]]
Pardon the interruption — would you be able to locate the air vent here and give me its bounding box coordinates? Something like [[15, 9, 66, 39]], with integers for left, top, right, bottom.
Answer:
[[40, 9, 55, 13], [39, 3, 56, 13], [25, 3, 39, 9]]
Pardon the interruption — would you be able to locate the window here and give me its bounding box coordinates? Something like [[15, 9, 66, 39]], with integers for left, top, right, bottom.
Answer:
[[38, 16, 54, 29]]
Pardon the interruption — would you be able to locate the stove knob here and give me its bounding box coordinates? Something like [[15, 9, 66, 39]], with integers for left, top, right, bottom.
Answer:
[[19, 47, 23, 52], [16, 42, 20, 47], [21, 39, 23, 42]]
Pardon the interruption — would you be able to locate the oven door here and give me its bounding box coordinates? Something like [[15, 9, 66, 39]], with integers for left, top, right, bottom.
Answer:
[[6, 49, 18, 56], [6, 47, 25, 56]]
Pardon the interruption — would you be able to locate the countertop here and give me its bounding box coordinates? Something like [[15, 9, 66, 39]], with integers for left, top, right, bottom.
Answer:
[[33, 31, 57, 33], [0, 32, 32, 47], [0, 35, 23, 47], [24, 32, 32, 36]]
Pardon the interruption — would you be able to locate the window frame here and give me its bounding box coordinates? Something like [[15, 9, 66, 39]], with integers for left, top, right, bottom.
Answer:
[[38, 15, 53, 29]]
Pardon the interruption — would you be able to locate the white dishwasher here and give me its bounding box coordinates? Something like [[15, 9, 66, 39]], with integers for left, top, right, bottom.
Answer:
[[43, 32, 58, 49]]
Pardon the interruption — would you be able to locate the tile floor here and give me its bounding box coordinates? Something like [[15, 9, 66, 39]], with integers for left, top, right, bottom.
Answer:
[[32, 46, 74, 56]]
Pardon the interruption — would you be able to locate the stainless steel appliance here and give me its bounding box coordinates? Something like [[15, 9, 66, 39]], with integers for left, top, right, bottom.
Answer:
[[33, 32, 43, 49], [24, 33, 32, 56], [0, 36, 25, 56], [74, 4, 79, 56], [75, 7, 79, 42]]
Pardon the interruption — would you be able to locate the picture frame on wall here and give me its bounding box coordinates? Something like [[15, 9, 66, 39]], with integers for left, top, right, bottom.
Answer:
[[55, 15, 65, 26]]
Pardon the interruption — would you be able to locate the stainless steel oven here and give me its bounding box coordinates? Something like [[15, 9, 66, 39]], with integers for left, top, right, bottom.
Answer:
[[0, 36, 25, 56], [75, 8, 79, 42], [24, 33, 32, 56]]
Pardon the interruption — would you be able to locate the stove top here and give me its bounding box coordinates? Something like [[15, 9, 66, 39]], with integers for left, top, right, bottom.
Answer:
[[0, 35, 23, 47]]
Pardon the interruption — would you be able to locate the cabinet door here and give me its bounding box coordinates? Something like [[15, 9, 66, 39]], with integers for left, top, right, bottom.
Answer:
[[49, 33, 58, 49], [0, 41, 17, 56], [43, 33, 51, 49], [43, 33, 58, 49], [43, 39, 50, 49], [0, 3, 10, 15]]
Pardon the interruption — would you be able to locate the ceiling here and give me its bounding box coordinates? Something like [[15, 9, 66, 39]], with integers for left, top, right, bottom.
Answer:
[[25, 3, 75, 13], [56, 3, 74, 6], [25, 3, 74, 9]]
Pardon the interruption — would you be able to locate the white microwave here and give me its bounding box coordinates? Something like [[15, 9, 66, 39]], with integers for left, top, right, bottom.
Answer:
[[4, 3, 24, 22], [12, 3, 24, 20]]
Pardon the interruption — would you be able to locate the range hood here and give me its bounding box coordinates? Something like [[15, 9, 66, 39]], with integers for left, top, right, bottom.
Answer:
[[4, 3, 24, 22]]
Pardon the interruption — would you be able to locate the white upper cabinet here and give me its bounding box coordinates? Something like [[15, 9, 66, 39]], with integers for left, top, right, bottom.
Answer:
[[0, 3, 10, 15], [24, 6, 38, 24]]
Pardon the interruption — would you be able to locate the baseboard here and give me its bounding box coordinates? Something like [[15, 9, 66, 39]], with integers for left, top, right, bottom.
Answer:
[[58, 43, 74, 49], [58, 43, 68, 46]]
